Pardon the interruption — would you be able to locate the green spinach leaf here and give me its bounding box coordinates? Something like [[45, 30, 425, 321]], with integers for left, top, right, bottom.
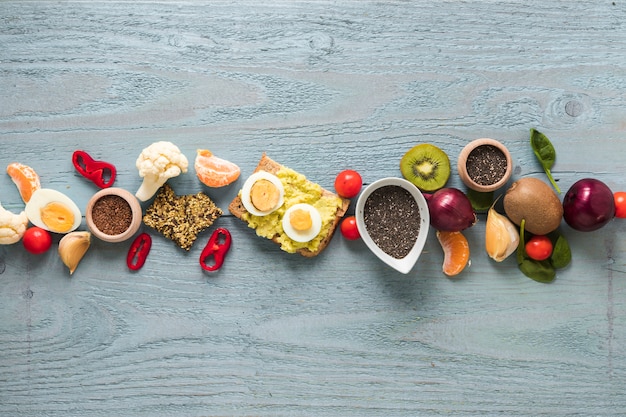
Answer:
[[530, 128, 561, 193], [550, 233, 572, 269], [467, 189, 494, 212], [517, 219, 556, 283]]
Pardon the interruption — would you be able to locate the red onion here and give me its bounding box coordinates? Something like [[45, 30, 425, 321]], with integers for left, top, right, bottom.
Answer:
[[563, 178, 615, 232], [425, 188, 477, 232]]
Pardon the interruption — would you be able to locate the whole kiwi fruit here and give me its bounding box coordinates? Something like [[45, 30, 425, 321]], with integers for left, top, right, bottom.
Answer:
[[503, 177, 563, 235], [400, 143, 451, 192]]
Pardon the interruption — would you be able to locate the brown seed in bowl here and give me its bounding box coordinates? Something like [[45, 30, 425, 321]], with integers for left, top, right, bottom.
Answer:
[[91, 194, 132, 235]]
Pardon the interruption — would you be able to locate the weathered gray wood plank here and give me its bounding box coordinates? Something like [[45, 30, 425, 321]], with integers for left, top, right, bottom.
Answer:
[[1, 1, 625, 416]]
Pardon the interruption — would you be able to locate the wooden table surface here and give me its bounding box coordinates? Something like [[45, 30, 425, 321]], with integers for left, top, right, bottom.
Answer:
[[1, 1, 625, 416]]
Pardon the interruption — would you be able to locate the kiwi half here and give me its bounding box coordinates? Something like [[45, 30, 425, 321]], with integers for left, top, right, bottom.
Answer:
[[400, 143, 451, 192]]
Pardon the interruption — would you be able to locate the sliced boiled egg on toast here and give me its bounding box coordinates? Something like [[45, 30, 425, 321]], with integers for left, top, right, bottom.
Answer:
[[25, 188, 81, 233], [241, 171, 285, 216], [282, 203, 322, 242]]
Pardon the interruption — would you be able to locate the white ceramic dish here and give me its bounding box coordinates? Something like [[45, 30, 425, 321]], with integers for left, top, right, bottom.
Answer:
[[355, 177, 430, 274]]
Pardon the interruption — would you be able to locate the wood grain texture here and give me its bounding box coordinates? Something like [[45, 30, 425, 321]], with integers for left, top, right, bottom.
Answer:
[[1, 1, 626, 416]]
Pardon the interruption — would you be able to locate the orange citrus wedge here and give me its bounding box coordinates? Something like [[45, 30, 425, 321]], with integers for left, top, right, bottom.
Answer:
[[436, 230, 470, 277], [7, 162, 41, 203], [194, 149, 241, 187]]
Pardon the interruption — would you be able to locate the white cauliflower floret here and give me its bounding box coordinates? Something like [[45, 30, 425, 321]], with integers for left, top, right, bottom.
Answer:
[[135, 141, 189, 201], [0, 202, 29, 245]]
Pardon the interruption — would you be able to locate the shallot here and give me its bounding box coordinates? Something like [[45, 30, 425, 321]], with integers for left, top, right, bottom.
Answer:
[[425, 188, 477, 232]]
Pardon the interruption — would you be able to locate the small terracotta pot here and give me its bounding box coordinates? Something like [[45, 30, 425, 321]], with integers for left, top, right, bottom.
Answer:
[[457, 138, 513, 192], [86, 187, 143, 243]]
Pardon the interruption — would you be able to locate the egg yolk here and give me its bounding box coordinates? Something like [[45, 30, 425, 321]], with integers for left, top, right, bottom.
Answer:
[[289, 209, 313, 231], [40, 202, 75, 233], [250, 179, 280, 212]]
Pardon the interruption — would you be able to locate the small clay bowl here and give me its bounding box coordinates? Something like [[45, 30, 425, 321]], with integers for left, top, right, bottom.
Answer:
[[457, 138, 513, 192], [86, 187, 142, 243]]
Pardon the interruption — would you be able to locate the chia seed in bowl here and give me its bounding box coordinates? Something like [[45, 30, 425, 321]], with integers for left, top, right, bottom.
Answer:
[[356, 177, 430, 274]]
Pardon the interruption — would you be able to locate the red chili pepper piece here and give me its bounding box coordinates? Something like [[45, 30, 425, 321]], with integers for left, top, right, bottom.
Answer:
[[72, 150, 117, 188], [199, 228, 232, 272], [127, 233, 152, 271]]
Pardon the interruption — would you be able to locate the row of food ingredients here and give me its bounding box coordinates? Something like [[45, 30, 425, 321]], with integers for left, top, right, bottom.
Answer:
[[0, 141, 240, 273], [1, 133, 624, 281], [380, 129, 626, 282]]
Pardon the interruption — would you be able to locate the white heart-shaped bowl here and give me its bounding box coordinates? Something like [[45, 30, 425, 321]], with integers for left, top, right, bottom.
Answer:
[[355, 177, 430, 274]]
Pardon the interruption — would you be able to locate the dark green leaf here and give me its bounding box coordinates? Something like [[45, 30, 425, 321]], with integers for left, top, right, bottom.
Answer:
[[530, 128, 561, 193], [551, 234, 572, 269], [467, 189, 494, 212], [519, 258, 556, 283], [517, 219, 556, 283]]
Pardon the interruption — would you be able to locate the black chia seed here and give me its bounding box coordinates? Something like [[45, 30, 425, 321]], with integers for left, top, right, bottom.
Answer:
[[466, 145, 507, 185], [363, 185, 421, 259]]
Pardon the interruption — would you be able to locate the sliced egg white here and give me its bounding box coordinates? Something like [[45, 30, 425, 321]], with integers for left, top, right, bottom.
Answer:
[[25, 188, 82, 234], [241, 171, 285, 216], [282, 203, 322, 243]]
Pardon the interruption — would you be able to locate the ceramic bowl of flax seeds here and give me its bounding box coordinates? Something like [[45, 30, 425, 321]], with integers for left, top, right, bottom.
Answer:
[[355, 177, 430, 274], [86, 187, 143, 243]]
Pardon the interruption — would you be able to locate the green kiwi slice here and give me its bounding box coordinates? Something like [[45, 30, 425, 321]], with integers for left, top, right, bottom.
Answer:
[[400, 143, 451, 192]]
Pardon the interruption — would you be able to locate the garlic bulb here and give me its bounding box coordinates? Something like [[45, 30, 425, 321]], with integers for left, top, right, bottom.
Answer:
[[485, 201, 519, 262], [58, 231, 91, 275]]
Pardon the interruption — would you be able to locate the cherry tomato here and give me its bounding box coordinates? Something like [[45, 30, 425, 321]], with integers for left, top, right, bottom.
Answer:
[[334, 170, 363, 199], [340, 216, 360, 240], [22, 227, 53, 255], [525, 235, 553, 261], [614, 191, 626, 219]]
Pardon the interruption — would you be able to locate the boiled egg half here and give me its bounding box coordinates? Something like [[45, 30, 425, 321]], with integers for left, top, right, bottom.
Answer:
[[282, 203, 322, 243], [25, 188, 82, 234], [241, 171, 285, 216]]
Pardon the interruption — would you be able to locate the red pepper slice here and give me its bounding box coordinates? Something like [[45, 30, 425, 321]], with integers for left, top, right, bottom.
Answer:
[[199, 228, 231, 271], [127, 233, 152, 271], [72, 150, 117, 188]]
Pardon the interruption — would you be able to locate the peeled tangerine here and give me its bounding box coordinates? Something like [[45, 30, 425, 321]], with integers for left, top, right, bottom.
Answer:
[[195, 149, 241, 188], [436, 230, 470, 277], [485, 201, 519, 262], [7, 162, 41, 204]]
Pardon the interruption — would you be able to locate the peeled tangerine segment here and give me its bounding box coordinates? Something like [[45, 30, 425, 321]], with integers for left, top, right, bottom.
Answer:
[[195, 149, 241, 188], [7, 162, 41, 203], [436, 230, 470, 277]]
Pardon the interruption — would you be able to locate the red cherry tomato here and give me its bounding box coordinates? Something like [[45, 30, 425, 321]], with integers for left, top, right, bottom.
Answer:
[[525, 235, 553, 261], [22, 227, 53, 255], [340, 216, 360, 240], [334, 170, 363, 199], [614, 191, 626, 219]]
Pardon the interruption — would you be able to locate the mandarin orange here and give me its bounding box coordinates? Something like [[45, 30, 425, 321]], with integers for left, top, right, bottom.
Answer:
[[7, 162, 41, 203], [194, 149, 241, 187], [436, 230, 470, 277]]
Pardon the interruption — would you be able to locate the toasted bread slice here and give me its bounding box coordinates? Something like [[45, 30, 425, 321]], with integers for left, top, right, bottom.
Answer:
[[229, 153, 350, 257]]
